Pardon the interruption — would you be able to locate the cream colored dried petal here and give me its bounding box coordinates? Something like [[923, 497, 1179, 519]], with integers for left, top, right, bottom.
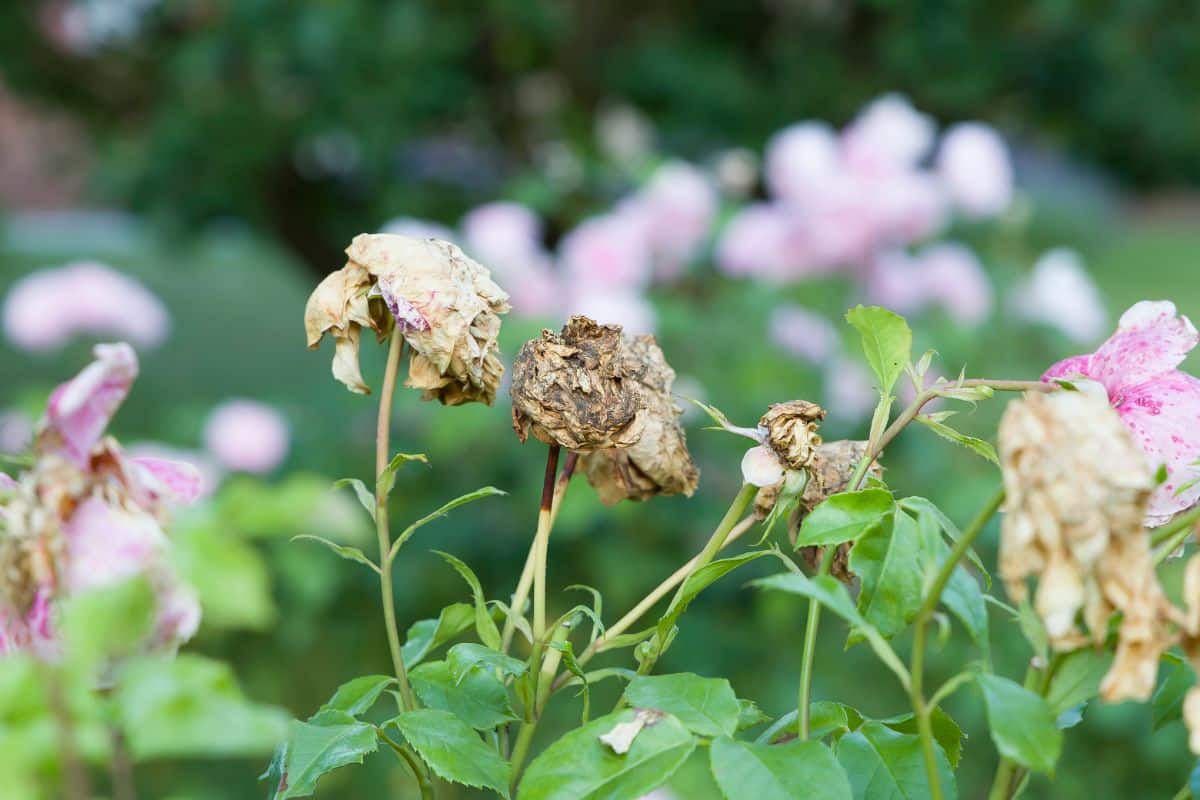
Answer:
[[511, 317, 645, 451], [1185, 688, 1200, 754], [759, 400, 825, 471], [304, 261, 381, 394], [1100, 636, 1163, 703], [579, 337, 698, 505], [346, 234, 510, 405]]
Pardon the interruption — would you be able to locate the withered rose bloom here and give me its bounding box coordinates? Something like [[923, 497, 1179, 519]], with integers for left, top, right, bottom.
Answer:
[[510, 317, 645, 451], [305, 234, 510, 403], [760, 400, 826, 472], [998, 389, 1168, 702], [579, 336, 699, 504]]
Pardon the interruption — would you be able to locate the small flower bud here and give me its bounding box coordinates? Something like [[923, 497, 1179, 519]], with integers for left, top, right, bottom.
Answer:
[[759, 400, 826, 471]]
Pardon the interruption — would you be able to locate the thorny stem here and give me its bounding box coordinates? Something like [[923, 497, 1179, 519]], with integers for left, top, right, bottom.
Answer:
[[910, 487, 1006, 800], [375, 331, 418, 713], [532, 445, 562, 642], [798, 545, 836, 740], [501, 453, 578, 653]]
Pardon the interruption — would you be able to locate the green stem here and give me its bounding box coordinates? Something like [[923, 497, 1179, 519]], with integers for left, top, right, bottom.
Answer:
[[798, 546, 836, 740], [1150, 505, 1200, 547], [532, 445, 562, 642], [910, 487, 1005, 800], [375, 331, 417, 713], [509, 721, 539, 793], [381, 732, 435, 800]]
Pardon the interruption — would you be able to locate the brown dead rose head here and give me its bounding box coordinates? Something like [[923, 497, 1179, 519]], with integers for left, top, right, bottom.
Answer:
[[304, 234, 510, 404], [998, 388, 1168, 702], [511, 316, 698, 503]]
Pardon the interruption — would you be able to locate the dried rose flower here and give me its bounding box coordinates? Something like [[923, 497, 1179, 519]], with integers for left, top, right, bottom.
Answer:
[[760, 400, 825, 471], [578, 335, 698, 504], [305, 234, 510, 404], [510, 316, 645, 451], [998, 388, 1169, 701]]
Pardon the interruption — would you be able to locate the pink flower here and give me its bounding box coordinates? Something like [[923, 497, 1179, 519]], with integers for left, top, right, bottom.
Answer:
[[764, 122, 841, 203], [767, 305, 839, 365], [635, 161, 718, 278], [1043, 301, 1200, 526], [717, 203, 804, 281], [559, 213, 652, 292], [0, 411, 32, 453], [937, 122, 1013, 219], [917, 243, 993, 326], [825, 356, 878, 424], [43, 342, 138, 467], [0, 589, 56, 659], [564, 288, 656, 335], [867, 249, 928, 315], [870, 171, 948, 246], [203, 399, 290, 474], [126, 443, 221, 500], [1011, 248, 1107, 344], [461, 202, 544, 268], [841, 94, 935, 175], [3, 262, 169, 352]]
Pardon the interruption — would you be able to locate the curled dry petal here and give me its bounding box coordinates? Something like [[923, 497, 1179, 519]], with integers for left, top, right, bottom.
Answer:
[[998, 389, 1170, 701], [579, 335, 698, 504], [759, 400, 825, 471], [40, 343, 138, 466], [304, 261, 381, 394], [510, 316, 644, 451], [347, 234, 510, 405]]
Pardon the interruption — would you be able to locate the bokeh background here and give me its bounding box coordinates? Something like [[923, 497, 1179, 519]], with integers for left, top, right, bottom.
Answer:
[[1, 2, 1198, 797]]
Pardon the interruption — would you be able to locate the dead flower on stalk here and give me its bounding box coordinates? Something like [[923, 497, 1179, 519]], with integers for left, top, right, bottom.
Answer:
[[998, 388, 1170, 702], [305, 234, 510, 403]]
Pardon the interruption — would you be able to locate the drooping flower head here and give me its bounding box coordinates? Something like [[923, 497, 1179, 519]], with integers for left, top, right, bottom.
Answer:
[[1042, 301, 1200, 526], [1, 343, 202, 661], [305, 234, 511, 403]]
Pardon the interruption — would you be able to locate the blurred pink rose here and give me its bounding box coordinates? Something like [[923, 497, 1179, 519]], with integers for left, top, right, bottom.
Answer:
[[825, 356, 878, 423], [44, 341, 138, 467], [0, 589, 56, 659], [764, 122, 840, 203], [204, 399, 290, 474], [936, 122, 1013, 219], [3, 262, 169, 352], [461, 202, 544, 267], [870, 171, 948, 245], [559, 213, 652, 292], [635, 161, 718, 278], [867, 249, 928, 315], [1011, 248, 1107, 344], [767, 305, 839, 365], [717, 203, 818, 281], [918, 243, 993, 326], [841, 94, 935, 175], [564, 288, 656, 335]]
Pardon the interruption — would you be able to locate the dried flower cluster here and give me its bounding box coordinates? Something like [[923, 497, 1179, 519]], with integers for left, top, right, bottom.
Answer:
[[305, 234, 510, 404], [998, 389, 1168, 701], [0, 343, 201, 659], [511, 316, 697, 503]]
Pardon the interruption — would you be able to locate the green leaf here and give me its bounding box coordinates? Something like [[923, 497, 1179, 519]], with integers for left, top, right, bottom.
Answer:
[[62, 577, 156, 669], [976, 674, 1062, 775], [319, 675, 395, 718], [877, 709, 965, 769], [1046, 649, 1112, 717], [752, 573, 909, 690], [849, 511, 922, 640], [390, 709, 511, 797], [377, 452, 429, 498], [794, 490, 895, 548], [401, 603, 475, 668], [914, 417, 999, 465], [174, 525, 276, 631], [1153, 661, 1193, 731], [623, 673, 740, 737], [836, 722, 956, 800], [551, 640, 592, 723], [116, 655, 288, 760], [263, 710, 377, 799], [392, 488, 506, 558], [433, 551, 503, 649], [711, 737, 852, 800], [291, 535, 379, 574], [737, 699, 771, 731], [332, 477, 375, 522], [845, 305, 912, 395], [907, 506, 988, 651], [655, 551, 774, 645], [897, 497, 990, 588], [809, 701, 862, 741], [1015, 599, 1049, 663], [446, 643, 527, 683], [410, 660, 518, 730], [518, 709, 696, 800]]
